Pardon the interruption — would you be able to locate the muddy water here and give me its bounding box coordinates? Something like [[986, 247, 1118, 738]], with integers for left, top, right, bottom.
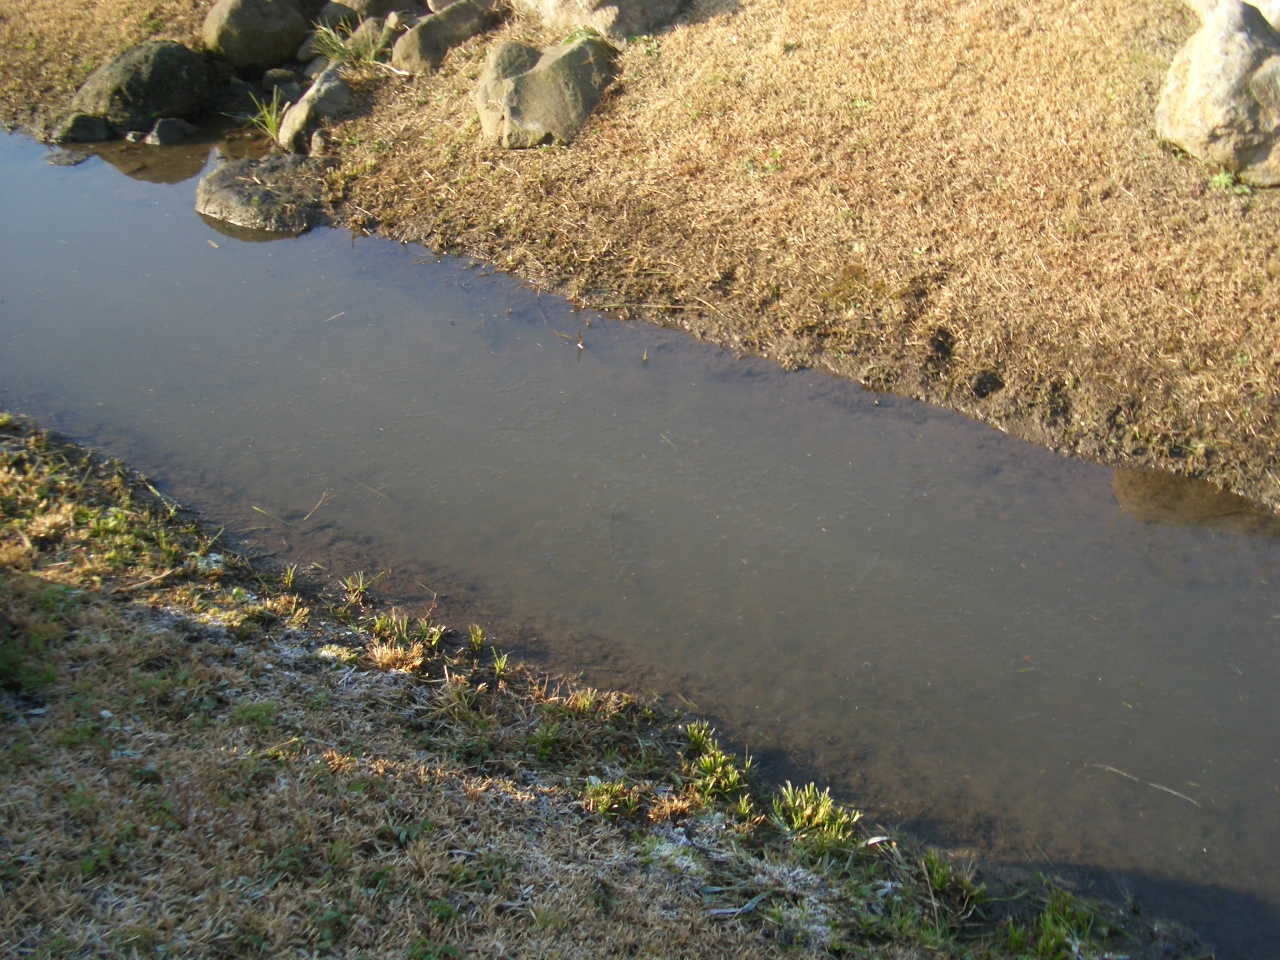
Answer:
[[2, 133, 1278, 955]]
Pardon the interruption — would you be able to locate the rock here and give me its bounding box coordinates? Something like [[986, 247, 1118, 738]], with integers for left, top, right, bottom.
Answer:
[[216, 76, 263, 116], [304, 56, 333, 78], [316, 1, 358, 27], [263, 66, 304, 89], [476, 36, 618, 148], [263, 67, 306, 105], [317, 0, 424, 28], [1182, 1, 1280, 27], [310, 129, 331, 155], [277, 63, 354, 151], [204, 0, 311, 75], [66, 41, 217, 136], [508, 0, 684, 41], [390, 0, 498, 74], [298, 32, 324, 62], [348, 15, 392, 56], [145, 118, 199, 145], [1157, 0, 1280, 187], [195, 153, 334, 233], [52, 113, 111, 143]]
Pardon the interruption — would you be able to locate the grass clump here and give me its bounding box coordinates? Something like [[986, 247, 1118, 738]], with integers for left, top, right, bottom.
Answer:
[[309, 21, 394, 67], [771, 780, 860, 857], [243, 87, 288, 141]]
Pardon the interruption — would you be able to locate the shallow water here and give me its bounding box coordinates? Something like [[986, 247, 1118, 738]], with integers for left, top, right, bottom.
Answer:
[[2, 133, 1278, 956]]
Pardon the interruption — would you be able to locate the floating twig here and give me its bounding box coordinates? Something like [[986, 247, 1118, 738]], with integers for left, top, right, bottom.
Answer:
[[251, 505, 292, 527], [302, 490, 332, 522], [111, 567, 179, 594], [1085, 764, 1201, 808]]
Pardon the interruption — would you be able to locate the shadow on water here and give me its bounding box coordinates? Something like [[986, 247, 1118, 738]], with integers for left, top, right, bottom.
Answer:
[[2, 132, 1279, 958]]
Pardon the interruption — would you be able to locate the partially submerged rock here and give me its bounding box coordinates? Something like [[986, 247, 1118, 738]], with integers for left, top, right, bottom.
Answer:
[[509, 0, 684, 41], [54, 114, 110, 144], [277, 63, 355, 152], [144, 118, 200, 146], [476, 37, 618, 148], [1157, 0, 1280, 186], [204, 0, 311, 75], [57, 41, 217, 140], [390, 0, 498, 74], [195, 153, 334, 233]]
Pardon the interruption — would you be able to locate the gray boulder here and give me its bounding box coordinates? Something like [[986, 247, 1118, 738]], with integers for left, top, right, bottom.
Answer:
[[390, 0, 497, 73], [508, 0, 683, 41], [195, 153, 334, 233], [204, 0, 311, 74], [61, 41, 217, 137], [277, 64, 354, 152], [476, 37, 618, 148], [1182, 1, 1280, 26], [317, 0, 425, 27], [1157, 0, 1280, 186]]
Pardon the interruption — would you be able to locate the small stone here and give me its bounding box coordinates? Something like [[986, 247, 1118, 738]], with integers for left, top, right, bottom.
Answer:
[[310, 129, 331, 156], [124, 130, 147, 143], [277, 64, 354, 151], [145, 118, 199, 146], [52, 113, 110, 143]]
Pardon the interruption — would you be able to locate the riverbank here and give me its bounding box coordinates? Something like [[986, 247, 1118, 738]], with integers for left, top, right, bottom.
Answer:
[[1, 413, 1211, 956], [4, 0, 1277, 510]]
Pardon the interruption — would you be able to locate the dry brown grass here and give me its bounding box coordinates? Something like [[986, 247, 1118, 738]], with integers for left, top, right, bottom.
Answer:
[[328, 0, 1280, 507], [2, 0, 1278, 507], [0, 0, 208, 129]]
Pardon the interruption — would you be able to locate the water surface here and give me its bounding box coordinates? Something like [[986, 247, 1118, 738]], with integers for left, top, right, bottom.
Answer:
[[2, 134, 1278, 956]]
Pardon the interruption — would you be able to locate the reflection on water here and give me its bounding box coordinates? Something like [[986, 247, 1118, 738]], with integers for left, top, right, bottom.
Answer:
[[52, 125, 267, 184], [1113, 468, 1280, 536], [1, 133, 1278, 957]]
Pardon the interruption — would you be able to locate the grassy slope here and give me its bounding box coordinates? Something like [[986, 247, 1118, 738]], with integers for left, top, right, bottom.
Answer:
[[0, 421, 1206, 958], [1, 1, 1278, 510], [333, 0, 1280, 510]]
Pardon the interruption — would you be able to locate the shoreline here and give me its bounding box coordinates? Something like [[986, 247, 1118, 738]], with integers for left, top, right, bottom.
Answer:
[[1, 0, 1279, 512], [0, 410, 1214, 957]]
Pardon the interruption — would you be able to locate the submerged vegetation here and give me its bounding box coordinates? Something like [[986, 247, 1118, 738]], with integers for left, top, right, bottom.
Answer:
[[0, 414, 1207, 956]]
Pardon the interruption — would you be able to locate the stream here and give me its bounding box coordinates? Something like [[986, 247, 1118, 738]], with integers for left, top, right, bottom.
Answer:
[[2, 132, 1278, 956]]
